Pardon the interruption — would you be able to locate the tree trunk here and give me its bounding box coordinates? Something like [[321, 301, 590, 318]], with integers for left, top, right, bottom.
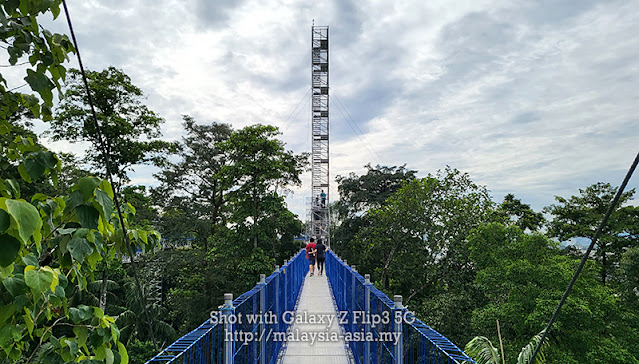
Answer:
[[99, 267, 108, 312], [381, 241, 398, 290], [601, 248, 607, 286]]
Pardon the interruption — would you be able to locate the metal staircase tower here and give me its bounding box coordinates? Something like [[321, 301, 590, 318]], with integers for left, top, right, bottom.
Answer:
[[309, 25, 330, 243]]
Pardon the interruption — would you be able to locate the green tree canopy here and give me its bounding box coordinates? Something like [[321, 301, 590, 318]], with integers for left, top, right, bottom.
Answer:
[[49, 66, 175, 187], [491, 193, 545, 232], [334, 163, 417, 218], [153, 115, 233, 249], [349, 167, 492, 345], [468, 222, 639, 363], [332, 164, 416, 263], [544, 182, 639, 285]]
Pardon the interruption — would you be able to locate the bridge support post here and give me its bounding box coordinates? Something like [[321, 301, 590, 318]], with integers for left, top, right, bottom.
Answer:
[[364, 274, 371, 364], [351, 266, 356, 334], [283, 260, 289, 312], [274, 265, 280, 333], [393, 295, 404, 364], [343, 260, 348, 310], [221, 293, 235, 364], [259, 274, 266, 364]]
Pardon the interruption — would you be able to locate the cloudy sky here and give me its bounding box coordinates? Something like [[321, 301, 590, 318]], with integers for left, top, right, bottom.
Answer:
[[12, 0, 639, 219]]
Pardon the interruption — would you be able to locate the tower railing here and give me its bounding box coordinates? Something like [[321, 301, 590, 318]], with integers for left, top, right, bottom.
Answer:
[[325, 250, 477, 364], [146, 249, 309, 364]]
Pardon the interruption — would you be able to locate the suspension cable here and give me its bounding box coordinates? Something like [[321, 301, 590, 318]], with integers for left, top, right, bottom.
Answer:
[[61, 0, 158, 350], [528, 149, 639, 363], [330, 88, 384, 165]]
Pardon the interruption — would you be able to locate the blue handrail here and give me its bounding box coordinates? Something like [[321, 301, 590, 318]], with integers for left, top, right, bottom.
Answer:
[[146, 248, 308, 364], [146, 248, 475, 364], [325, 250, 476, 364]]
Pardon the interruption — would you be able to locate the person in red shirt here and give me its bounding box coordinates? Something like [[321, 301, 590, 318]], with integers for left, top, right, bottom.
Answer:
[[306, 238, 317, 276]]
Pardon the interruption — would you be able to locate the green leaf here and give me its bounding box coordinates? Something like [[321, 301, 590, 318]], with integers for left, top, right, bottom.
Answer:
[[33, 151, 58, 176], [21, 254, 38, 267], [5, 0, 20, 14], [67, 237, 93, 263], [24, 69, 54, 105], [69, 305, 92, 323], [76, 205, 99, 229], [67, 338, 78, 356], [22, 309, 34, 336], [5, 199, 42, 244], [17, 164, 32, 183], [24, 158, 45, 181], [99, 180, 114, 199], [77, 177, 100, 202], [73, 326, 88, 346], [93, 189, 113, 219], [110, 324, 119, 342], [117, 341, 128, 364], [4, 180, 20, 199], [0, 235, 21, 267], [2, 276, 27, 297], [464, 336, 500, 364], [54, 285, 66, 298], [0, 304, 15, 325], [105, 347, 114, 364], [24, 265, 54, 296], [65, 190, 83, 212], [0, 210, 9, 233], [0, 324, 13, 355]]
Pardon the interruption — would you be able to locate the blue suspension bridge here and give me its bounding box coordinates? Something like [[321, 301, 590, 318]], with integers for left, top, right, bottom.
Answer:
[[146, 24, 476, 364], [146, 249, 476, 364]]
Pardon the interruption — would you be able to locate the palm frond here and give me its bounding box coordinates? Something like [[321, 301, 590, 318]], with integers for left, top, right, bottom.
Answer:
[[517, 330, 549, 364], [465, 336, 501, 364], [153, 320, 178, 342]]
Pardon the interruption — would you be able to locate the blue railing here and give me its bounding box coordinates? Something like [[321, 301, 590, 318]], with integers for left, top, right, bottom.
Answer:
[[326, 250, 476, 364], [146, 248, 308, 364]]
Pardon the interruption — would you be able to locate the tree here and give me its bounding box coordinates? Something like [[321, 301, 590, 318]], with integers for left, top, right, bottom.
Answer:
[[217, 124, 307, 252], [1, 3, 162, 361], [0, 1, 74, 124], [49, 66, 175, 188], [464, 330, 549, 364], [153, 115, 233, 249], [332, 164, 416, 262], [202, 124, 306, 297], [352, 167, 492, 345], [619, 247, 639, 310], [334, 163, 417, 218], [491, 193, 544, 232], [468, 223, 639, 363], [122, 185, 160, 230], [544, 182, 639, 285]]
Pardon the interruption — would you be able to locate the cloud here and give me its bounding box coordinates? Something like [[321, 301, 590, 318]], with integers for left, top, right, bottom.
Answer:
[[20, 0, 639, 220]]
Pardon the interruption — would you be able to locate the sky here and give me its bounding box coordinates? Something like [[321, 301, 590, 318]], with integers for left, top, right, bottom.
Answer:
[[6, 0, 639, 221]]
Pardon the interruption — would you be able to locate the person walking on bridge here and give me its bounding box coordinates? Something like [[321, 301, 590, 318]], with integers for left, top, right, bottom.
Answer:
[[315, 239, 327, 276], [306, 238, 317, 276]]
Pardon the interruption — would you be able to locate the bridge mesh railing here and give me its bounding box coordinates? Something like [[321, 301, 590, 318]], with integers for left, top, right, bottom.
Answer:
[[326, 250, 476, 364], [146, 248, 308, 364]]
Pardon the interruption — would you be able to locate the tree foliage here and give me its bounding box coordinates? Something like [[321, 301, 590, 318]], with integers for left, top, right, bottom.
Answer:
[[0, 3, 164, 362], [468, 222, 639, 363], [153, 115, 233, 248], [464, 330, 549, 364], [332, 164, 416, 263], [0, 0, 74, 123], [544, 182, 639, 285], [491, 193, 545, 232], [49, 67, 175, 187]]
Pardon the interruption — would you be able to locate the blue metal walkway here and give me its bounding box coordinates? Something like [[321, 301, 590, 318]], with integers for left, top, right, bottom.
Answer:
[[146, 249, 476, 364]]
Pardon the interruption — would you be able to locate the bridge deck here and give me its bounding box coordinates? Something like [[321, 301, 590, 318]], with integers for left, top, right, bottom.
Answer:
[[281, 271, 350, 364]]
